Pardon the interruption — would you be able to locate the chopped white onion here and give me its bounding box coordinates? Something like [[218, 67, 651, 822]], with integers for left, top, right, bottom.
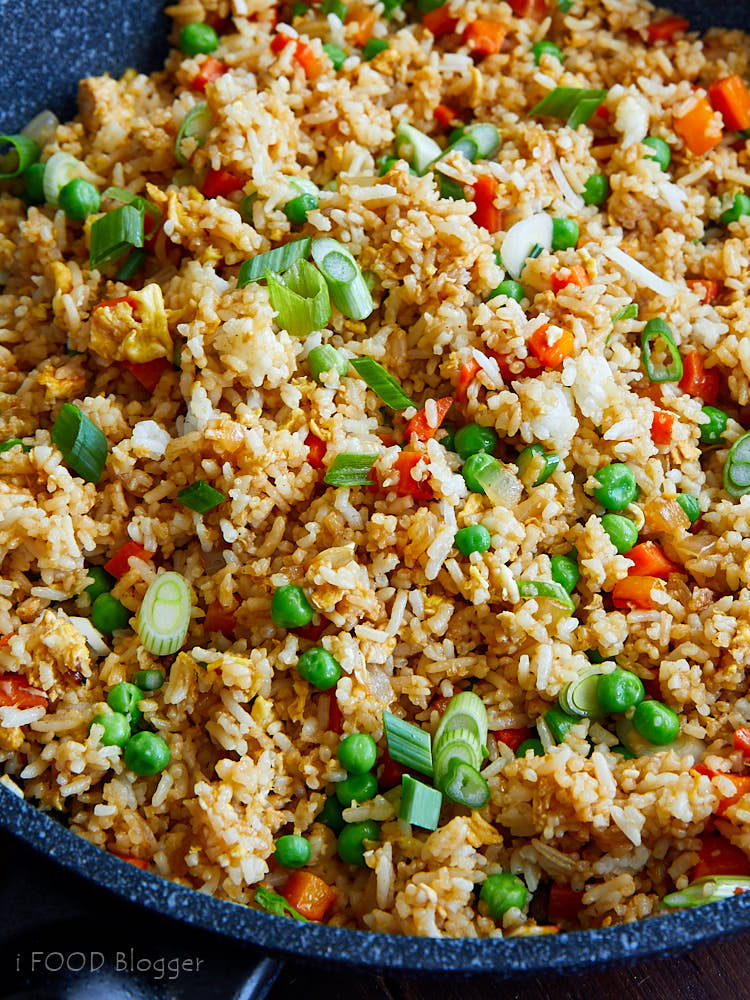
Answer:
[[550, 160, 584, 212], [21, 109, 59, 148], [476, 460, 522, 508], [660, 180, 687, 213], [68, 616, 110, 656], [602, 245, 676, 300], [500, 213, 554, 279]]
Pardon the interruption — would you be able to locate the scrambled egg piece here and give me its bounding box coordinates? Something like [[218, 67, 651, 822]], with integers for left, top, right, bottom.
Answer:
[[89, 283, 172, 363]]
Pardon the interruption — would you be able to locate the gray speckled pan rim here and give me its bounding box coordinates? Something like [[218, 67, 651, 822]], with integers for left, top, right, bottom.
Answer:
[[2, 787, 749, 974]]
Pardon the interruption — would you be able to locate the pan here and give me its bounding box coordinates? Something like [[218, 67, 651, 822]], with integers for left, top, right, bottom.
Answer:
[[2, 0, 750, 991]]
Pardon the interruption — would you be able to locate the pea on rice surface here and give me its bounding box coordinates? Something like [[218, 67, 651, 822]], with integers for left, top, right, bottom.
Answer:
[[2, 0, 750, 937]]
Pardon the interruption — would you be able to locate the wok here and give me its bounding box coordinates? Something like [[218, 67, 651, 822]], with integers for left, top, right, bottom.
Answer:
[[2, 0, 750, 992]]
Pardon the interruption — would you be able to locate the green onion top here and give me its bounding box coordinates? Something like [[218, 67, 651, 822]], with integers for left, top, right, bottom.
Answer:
[[324, 453, 378, 487], [89, 203, 145, 270], [724, 432, 750, 498], [266, 259, 331, 337], [531, 87, 608, 128], [238, 237, 312, 287], [383, 710, 433, 776], [51, 403, 108, 484], [349, 357, 414, 409], [517, 579, 575, 612], [641, 318, 683, 383], [254, 887, 309, 921], [310, 238, 374, 321], [178, 480, 226, 513], [0, 134, 40, 179], [399, 774, 442, 830], [175, 102, 212, 166]]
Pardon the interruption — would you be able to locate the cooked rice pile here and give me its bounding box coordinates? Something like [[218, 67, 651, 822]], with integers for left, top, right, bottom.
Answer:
[[3, 0, 750, 938]]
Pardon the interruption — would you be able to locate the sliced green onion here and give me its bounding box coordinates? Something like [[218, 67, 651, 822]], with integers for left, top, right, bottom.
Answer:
[[323, 42, 348, 69], [115, 249, 149, 282], [517, 443, 560, 486], [395, 122, 442, 175], [399, 774, 442, 830], [531, 87, 608, 128], [441, 135, 479, 163], [723, 432, 750, 498], [178, 480, 225, 513], [558, 0, 574, 10], [266, 259, 331, 337], [545, 704, 578, 743], [254, 887, 308, 921], [641, 318, 683, 383], [42, 152, 87, 206], [51, 403, 108, 484], [310, 237, 374, 320], [308, 344, 349, 383], [324, 453, 378, 487], [550, 551, 580, 593], [433, 691, 488, 754], [363, 38, 389, 60], [0, 134, 40, 179], [175, 102, 212, 166], [0, 438, 29, 453], [436, 172, 465, 200], [612, 303, 638, 324], [89, 203, 145, 270], [238, 237, 312, 287], [559, 667, 603, 718], [103, 185, 162, 231], [349, 357, 413, 409], [383, 710, 433, 776], [463, 123, 500, 159], [517, 579, 575, 612], [432, 727, 482, 789], [500, 213, 553, 279], [663, 877, 750, 909], [442, 760, 490, 809], [136, 571, 192, 656]]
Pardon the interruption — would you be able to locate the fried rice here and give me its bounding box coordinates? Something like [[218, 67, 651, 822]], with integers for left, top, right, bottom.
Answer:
[[3, 0, 750, 938]]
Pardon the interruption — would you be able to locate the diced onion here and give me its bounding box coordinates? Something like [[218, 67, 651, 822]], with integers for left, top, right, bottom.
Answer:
[[68, 616, 110, 656], [500, 213, 554, 279], [474, 458, 522, 508], [21, 109, 59, 148], [549, 159, 584, 212], [602, 245, 676, 300]]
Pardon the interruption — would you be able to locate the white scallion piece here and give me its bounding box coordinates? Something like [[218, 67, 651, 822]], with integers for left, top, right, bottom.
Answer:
[[136, 572, 192, 656], [549, 159, 584, 212], [500, 213, 554, 278], [68, 616, 110, 657], [602, 245, 676, 300]]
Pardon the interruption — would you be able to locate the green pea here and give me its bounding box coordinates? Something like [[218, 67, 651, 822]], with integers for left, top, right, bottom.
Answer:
[[516, 738, 544, 758], [600, 513, 638, 554], [632, 700, 679, 745], [297, 646, 341, 690], [321, 0, 347, 16], [179, 22, 219, 57], [337, 733, 377, 774], [271, 585, 313, 629], [461, 452, 497, 493], [318, 795, 345, 833], [58, 178, 101, 222], [488, 278, 525, 303], [582, 172, 609, 206], [84, 565, 115, 602], [699, 405, 728, 444], [591, 463, 638, 511], [337, 820, 380, 866], [91, 593, 131, 634], [89, 711, 130, 748], [480, 872, 528, 918], [132, 669, 165, 691], [123, 731, 171, 776], [107, 682, 143, 725], [308, 344, 348, 384], [550, 553, 579, 594], [335, 772, 378, 806], [720, 192, 750, 226], [378, 155, 398, 176], [675, 493, 700, 523], [454, 423, 498, 460], [274, 834, 311, 868], [596, 668, 645, 714], [284, 192, 318, 226], [24, 162, 46, 204], [643, 136, 671, 171], [531, 40, 563, 64], [454, 524, 492, 556], [551, 217, 579, 252], [545, 705, 577, 743]]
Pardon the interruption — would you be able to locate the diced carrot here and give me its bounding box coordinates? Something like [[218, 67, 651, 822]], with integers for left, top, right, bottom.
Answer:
[[388, 452, 434, 501], [625, 541, 681, 579], [593, 104, 611, 122], [527, 324, 575, 369], [462, 20, 506, 58], [691, 834, 750, 880], [650, 410, 674, 445], [422, 6, 458, 37], [379, 749, 406, 789], [550, 264, 590, 293], [94, 295, 140, 316], [508, 0, 547, 19], [293, 41, 323, 79], [202, 169, 245, 199], [113, 852, 150, 870], [348, 7, 378, 45], [204, 601, 237, 636], [404, 396, 454, 442], [734, 727, 750, 755], [0, 634, 11, 648], [493, 727, 532, 753], [377, 431, 398, 447], [104, 540, 155, 579], [646, 16, 689, 42], [456, 358, 481, 403], [686, 278, 722, 304], [674, 95, 723, 156], [611, 575, 663, 610], [493, 352, 542, 382], [305, 432, 326, 470], [122, 358, 171, 393], [281, 871, 337, 921], [708, 75, 750, 132], [191, 56, 229, 92], [434, 103, 459, 128], [271, 32, 293, 53], [716, 774, 750, 816], [679, 351, 719, 405], [547, 884, 584, 923], [328, 690, 343, 733], [0, 673, 47, 710], [472, 175, 502, 232]]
